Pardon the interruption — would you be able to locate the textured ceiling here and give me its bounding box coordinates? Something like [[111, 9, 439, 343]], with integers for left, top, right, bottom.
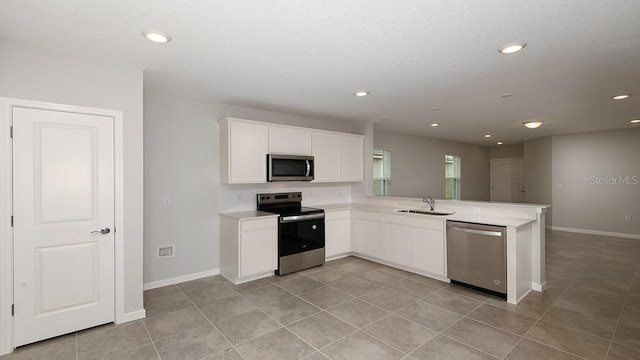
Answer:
[[1, 0, 639, 145]]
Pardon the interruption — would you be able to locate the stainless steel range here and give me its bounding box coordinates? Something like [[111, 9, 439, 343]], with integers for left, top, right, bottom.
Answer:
[[257, 192, 325, 275]]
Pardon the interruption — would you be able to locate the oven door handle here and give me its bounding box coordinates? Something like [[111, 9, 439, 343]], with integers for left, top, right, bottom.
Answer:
[[280, 213, 325, 223]]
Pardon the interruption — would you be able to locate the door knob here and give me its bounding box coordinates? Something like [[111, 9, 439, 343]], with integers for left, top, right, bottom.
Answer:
[[91, 228, 111, 235]]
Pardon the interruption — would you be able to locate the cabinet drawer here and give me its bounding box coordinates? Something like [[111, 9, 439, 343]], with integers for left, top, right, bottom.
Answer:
[[241, 217, 277, 232], [325, 210, 350, 221]]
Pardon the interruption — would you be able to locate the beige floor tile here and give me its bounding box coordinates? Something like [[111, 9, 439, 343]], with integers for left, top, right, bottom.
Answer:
[[154, 325, 231, 360], [143, 285, 182, 301], [331, 261, 379, 276], [176, 276, 223, 292], [181, 283, 238, 306], [305, 268, 352, 284], [213, 309, 281, 344], [384, 278, 439, 299], [442, 318, 520, 358], [362, 315, 437, 353], [525, 320, 610, 360], [406, 274, 449, 288], [357, 269, 402, 286], [261, 296, 321, 325], [197, 294, 257, 322], [504, 338, 582, 360], [223, 277, 272, 293], [468, 304, 537, 335], [268, 272, 303, 283], [606, 342, 640, 360], [144, 305, 209, 341], [242, 284, 294, 307], [330, 277, 379, 297], [396, 300, 462, 332], [110, 344, 159, 360], [410, 335, 496, 360], [542, 305, 617, 339], [613, 323, 640, 351], [235, 328, 315, 360], [443, 284, 492, 302], [327, 299, 389, 328], [276, 277, 325, 295], [77, 321, 152, 360], [423, 290, 484, 315], [299, 286, 354, 309], [358, 287, 416, 312], [301, 352, 329, 360], [320, 331, 404, 360], [620, 296, 640, 328], [1, 338, 76, 360], [198, 347, 244, 360], [287, 312, 356, 349], [144, 291, 193, 318]]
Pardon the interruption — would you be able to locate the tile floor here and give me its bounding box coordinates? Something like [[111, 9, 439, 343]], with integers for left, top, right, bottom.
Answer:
[[2, 230, 640, 360]]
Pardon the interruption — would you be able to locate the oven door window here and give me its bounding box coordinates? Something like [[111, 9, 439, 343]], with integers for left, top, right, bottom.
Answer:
[[279, 218, 325, 257]]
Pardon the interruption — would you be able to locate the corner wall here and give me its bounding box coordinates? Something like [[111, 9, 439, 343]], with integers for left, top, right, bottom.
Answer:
[[524, 137, 553, 225], [551, 129, 640, 236]]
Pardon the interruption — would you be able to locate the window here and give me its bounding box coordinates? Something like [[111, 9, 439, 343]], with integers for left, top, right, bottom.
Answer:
[[373, 149, 391, 196], [445, 155, 461, 200]]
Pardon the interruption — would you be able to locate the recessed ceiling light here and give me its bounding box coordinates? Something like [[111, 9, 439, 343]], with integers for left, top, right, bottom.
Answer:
[[430, 123, 439, 127], [631, 119, 640, 124], [523, 121, 543, 129], [497, 142, 503, 145], [142, 30, 172, 43], [484, 134, 492, 138], [354, 91, 370, 97], [498, 42, 527, 54], [612, 94, 631, 100]]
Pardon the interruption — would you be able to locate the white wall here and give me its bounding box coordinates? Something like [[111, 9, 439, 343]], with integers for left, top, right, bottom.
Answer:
[[551, 129, 640, 236], [143, 90, 357, 285], [0, 41, 144, 313], [489, 143, 524, 159], [373, 129, 490, 200]]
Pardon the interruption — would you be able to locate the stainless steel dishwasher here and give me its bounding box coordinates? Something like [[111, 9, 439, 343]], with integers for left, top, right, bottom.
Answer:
[[446, 221, 506, 296]]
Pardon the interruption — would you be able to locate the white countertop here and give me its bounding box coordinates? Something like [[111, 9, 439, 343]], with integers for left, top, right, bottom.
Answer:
[[220, 202, 537, 227]]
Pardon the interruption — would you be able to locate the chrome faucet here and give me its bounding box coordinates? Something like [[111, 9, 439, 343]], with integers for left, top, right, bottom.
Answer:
[[422, 196, 435, 211]]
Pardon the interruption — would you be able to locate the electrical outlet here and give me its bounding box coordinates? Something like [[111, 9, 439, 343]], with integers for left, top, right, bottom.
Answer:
[[157, 245, 175, 258], [470, 207, 481, 213], [162, 196, 171, 206], [625, 215, 632, 222]]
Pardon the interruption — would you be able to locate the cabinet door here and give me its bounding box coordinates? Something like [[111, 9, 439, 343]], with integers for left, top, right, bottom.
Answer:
[[229, 121, 267, 183], [268, 126, 311, 155], [312, 131, 340, 182], [340, 135, 364, 182], [411, 228, 445, 276], [353, 212, 382, 259], [325, 211, 351, 258], [239, 220, 277, 278], [384, 223, 412, 267]]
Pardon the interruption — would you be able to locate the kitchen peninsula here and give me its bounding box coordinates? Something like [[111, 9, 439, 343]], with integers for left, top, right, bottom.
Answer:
[[220, 196, 548, 304]]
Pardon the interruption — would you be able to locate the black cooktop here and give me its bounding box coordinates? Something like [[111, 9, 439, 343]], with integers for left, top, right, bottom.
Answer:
[[256, 192, 324, 216]]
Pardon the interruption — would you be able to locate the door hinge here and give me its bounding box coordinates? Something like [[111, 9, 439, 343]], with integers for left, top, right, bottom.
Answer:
[[10, 126, 13, 138], [11, 304, 14, 316], [11, 215, 14, 227]]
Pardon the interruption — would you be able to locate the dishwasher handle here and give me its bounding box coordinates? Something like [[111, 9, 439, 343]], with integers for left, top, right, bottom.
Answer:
[[448, 227, 503, 237]]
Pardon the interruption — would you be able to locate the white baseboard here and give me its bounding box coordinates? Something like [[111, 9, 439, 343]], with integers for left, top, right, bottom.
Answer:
[[143, 268, 220, 291], [550, 226, 640, 240], [118, 309, 146, 324], [532, 281, 548, 292]]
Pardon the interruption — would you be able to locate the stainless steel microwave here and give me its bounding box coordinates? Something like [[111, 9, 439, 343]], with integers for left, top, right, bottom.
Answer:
[[267, 154, 314, 182]]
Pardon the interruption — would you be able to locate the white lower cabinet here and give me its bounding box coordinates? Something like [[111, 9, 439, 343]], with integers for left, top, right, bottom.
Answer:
[[325, 210, 351, 259], [383, 214, 446, 277], [352, 210, 383, 259], [220, 215, 278, 284]]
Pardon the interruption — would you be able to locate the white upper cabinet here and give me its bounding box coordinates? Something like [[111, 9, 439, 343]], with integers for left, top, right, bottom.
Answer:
[[268, 126, 312, 155], [340, 134, 364, 182], [311, 131, 340, 182], [219, 117, 364, 183], [219, 118, 268, 184]]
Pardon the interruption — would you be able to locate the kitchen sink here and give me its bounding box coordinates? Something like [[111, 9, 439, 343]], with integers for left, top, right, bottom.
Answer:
[[395, 209, 455, 216]]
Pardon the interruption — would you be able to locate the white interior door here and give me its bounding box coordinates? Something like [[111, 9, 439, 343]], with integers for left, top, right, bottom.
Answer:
[[12, 107, 115, 347], [491, 159, 525, 202]]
